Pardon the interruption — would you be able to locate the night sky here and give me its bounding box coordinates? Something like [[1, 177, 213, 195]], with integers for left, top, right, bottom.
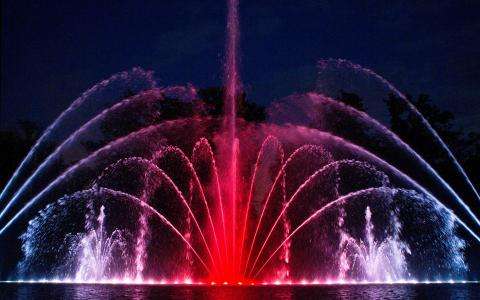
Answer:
[[2, 0, 479, 131]]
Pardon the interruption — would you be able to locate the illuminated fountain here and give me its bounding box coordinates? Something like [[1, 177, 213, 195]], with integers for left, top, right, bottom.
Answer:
[[0, 0, 479, 285], [337, 206, 409, 282]]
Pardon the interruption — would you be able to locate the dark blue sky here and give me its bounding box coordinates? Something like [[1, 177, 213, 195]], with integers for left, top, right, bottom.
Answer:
[[2, 0, 479, 131]]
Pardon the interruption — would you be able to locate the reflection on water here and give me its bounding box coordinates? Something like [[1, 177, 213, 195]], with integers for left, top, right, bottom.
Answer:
[[1, 283, 479, 300]]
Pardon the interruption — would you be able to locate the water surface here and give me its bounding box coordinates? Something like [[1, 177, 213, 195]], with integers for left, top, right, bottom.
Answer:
[[1, 283, 479, 299]]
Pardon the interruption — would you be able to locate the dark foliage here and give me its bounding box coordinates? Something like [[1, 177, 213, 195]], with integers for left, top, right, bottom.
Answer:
[[0, 87, 266, 190], [198, 87, 266, 122], [337, 90, 365, 112], [384, 93, 479, 188], [0, 89, 475, 194], [0, 121, 41, 188]]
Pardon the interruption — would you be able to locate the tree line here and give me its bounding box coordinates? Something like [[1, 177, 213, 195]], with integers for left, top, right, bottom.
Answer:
[[0, 88, 478, 191]]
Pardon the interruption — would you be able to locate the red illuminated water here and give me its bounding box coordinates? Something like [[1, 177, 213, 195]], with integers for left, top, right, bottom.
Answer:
[[1, 0, 479, 287], [219, 0, 241, 281]]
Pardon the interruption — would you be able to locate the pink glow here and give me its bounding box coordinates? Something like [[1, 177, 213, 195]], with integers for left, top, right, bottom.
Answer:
[[5, 0, 476, 286], [8, 278, 478, 286]]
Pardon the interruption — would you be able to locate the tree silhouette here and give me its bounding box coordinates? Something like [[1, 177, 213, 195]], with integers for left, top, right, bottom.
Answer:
[[1, 90, 476, 192], [385, 93, 479, 188], [0, 121, 41, 188], [333, 90, 479, 189], [337, 90, 365, 112], [198, 87, 266, 122]]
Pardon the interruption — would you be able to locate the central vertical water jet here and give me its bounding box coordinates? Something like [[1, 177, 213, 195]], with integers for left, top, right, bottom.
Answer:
[[223, 0, 240, 279]]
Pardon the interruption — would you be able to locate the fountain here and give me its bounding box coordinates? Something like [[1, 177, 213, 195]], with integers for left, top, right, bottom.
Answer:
[[0, 0, 479, 285]]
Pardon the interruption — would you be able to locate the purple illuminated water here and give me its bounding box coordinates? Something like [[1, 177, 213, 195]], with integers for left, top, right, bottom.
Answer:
[[0, 0, 479, 286]]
